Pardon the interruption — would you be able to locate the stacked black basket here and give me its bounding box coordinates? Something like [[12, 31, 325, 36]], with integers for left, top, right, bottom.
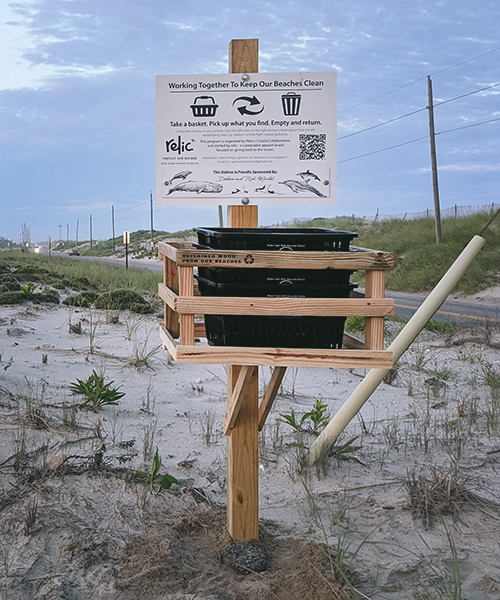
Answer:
[[193, 227, 358, 349]]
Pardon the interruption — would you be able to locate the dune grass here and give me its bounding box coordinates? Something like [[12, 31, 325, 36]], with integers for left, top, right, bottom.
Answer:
[[299, 212, 500, 294], [0, 251, 161, 296]]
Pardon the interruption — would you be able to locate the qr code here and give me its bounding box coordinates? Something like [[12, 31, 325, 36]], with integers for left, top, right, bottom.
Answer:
[[299, 134, 326, 160]]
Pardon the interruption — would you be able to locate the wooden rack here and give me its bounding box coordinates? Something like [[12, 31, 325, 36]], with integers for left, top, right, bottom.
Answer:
[[158, 241, 395, 369]]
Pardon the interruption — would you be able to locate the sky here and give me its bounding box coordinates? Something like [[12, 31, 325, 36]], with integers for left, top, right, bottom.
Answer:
[[0, 0, 499, 244]]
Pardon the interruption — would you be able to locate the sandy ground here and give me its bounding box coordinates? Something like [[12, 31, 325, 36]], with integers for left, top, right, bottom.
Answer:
[[1, 299, 500, 599]]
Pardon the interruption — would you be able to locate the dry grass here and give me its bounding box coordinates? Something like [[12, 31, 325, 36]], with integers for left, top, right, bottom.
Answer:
[[406, 467, 479, 528]]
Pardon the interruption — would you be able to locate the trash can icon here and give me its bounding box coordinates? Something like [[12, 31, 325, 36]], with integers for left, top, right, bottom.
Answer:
[[190, 96, 219, 117], [281, 92, 301, 116]]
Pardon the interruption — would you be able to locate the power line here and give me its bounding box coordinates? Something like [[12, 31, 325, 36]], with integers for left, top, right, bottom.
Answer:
[[338, 135, 428, 163], [339, 46, 500, 114], [339, 115, 499, 164], [338, 107, 427, 140], [437, 116, 500, 136], [434, 81, 500, 107], [339, 81, 500, 141], [430, 47, 500, 78]]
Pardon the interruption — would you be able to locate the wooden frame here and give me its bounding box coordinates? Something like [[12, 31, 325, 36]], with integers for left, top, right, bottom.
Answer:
[[158, 241, 395, 370]]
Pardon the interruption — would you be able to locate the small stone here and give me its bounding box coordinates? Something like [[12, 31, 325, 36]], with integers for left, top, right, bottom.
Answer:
[[224, 541, 267, 574], [45, 453, 67, 470]]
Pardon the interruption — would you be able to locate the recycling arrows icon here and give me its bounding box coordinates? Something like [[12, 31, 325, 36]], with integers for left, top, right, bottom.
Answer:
[[232, 95, 265, 116]]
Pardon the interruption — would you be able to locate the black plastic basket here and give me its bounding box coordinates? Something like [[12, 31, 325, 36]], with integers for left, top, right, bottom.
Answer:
[[197, 266, 353, 286], [196, 276, 357, 299], [204, 315, 348, 349], [194, 227, 357, 251], [197, 276, 356, 348], [193, 227, 358, 348]]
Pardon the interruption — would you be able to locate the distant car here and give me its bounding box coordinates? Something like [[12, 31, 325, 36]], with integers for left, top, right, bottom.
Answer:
[[68, 248, 80, 256]]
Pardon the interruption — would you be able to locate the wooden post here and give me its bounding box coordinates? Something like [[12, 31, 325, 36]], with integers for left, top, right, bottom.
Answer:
[[226, 38, 260, 542], [364, 270, 385, 350], [427, 76, 442, 244]]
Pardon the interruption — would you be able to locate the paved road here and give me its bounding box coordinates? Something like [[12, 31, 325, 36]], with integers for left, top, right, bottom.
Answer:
[[388, 289, 500, 326], [356, 288, 500, 326], [49, 250, 499, 325], [49, 250, 163, 272]]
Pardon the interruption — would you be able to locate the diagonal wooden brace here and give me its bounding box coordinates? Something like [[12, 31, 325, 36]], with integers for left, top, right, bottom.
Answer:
[[224, 366, 258, 434], [258, 366, 287, 431]]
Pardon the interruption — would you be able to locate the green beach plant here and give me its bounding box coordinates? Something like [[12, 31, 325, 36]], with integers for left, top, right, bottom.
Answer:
[[69, 370, 125, 410], [137, 448, 180, 493]]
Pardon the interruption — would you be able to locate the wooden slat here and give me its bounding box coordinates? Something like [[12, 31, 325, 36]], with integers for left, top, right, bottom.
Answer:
[[178, 267, 195, 345], [365, 270, 386, 351], [159, 324, 178, 361], [175, 296, 394, 317], [258, 366, 287, 431], [160, 283, 394, 317], [164, 255, 179, 339], [177, 345, 391, 368], [224, 366, 257, 434], [159, 325, 393, 368], [158, 282, 177, 310], [158, 240, 191, 260], [164, 244, 394, 270]]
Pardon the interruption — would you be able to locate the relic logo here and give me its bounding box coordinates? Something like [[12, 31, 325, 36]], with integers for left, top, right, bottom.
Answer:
[[165, 136, 194, 155]]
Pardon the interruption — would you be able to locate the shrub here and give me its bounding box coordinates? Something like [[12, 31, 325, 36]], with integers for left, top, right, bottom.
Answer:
[[63, 291, 100, 307], [94, 289, 151, 311], [0, 291, 25, 305], [0, 281, 21, 292], [130, 302, 154, 314]]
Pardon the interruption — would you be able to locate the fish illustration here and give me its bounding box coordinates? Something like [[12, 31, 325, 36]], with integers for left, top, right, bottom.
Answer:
[[296, 169, 321, 182], [167, 181, 223, 195], [278, 179, 326, 198], [164, 170, 192, 186]]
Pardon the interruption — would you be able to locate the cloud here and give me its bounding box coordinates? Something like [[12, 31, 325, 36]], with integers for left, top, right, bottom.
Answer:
[[418, 163, 500, 173]]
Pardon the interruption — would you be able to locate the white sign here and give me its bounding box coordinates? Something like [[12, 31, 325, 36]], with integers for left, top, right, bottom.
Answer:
[[155, 72, 336, 206]]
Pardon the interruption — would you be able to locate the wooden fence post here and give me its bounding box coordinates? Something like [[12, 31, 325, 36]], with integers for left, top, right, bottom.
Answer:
[[225, 38, 260, 542]]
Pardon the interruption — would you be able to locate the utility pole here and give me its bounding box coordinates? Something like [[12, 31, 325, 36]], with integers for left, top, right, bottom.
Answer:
[[58, 224, 62, 241], [76, 219, 79, 246], [66, 224, 69, 247], [150, 190, 154, 246], [90, 214, 93, 248], [427, 76, 442, 244], [112, 205, 115, 251]]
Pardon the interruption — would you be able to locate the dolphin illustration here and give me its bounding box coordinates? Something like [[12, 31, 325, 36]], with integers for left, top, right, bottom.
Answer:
[[164, 171, 192, 186], [278, 179, 326, 198], [296, 169, 321, 182]]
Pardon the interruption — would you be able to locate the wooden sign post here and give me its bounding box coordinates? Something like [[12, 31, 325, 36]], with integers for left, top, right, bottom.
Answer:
[[156, 39, 395, 544], [226, 38, 260, 542]]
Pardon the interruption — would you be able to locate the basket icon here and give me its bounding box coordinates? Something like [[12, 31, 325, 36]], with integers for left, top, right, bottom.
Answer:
[[190, 96, 219, 117], [281, 92, 301, 116]]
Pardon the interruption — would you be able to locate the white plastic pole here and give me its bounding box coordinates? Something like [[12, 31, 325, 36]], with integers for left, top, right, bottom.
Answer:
[[308, 235, 486, 465]]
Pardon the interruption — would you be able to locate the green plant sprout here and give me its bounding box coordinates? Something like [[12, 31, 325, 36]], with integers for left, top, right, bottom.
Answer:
[[137, 448, 180, 493], [69, 370, 125, 410], [327, 436, 364, 465], [19, 283, 37, 296], [278, 397, 330, 433]]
